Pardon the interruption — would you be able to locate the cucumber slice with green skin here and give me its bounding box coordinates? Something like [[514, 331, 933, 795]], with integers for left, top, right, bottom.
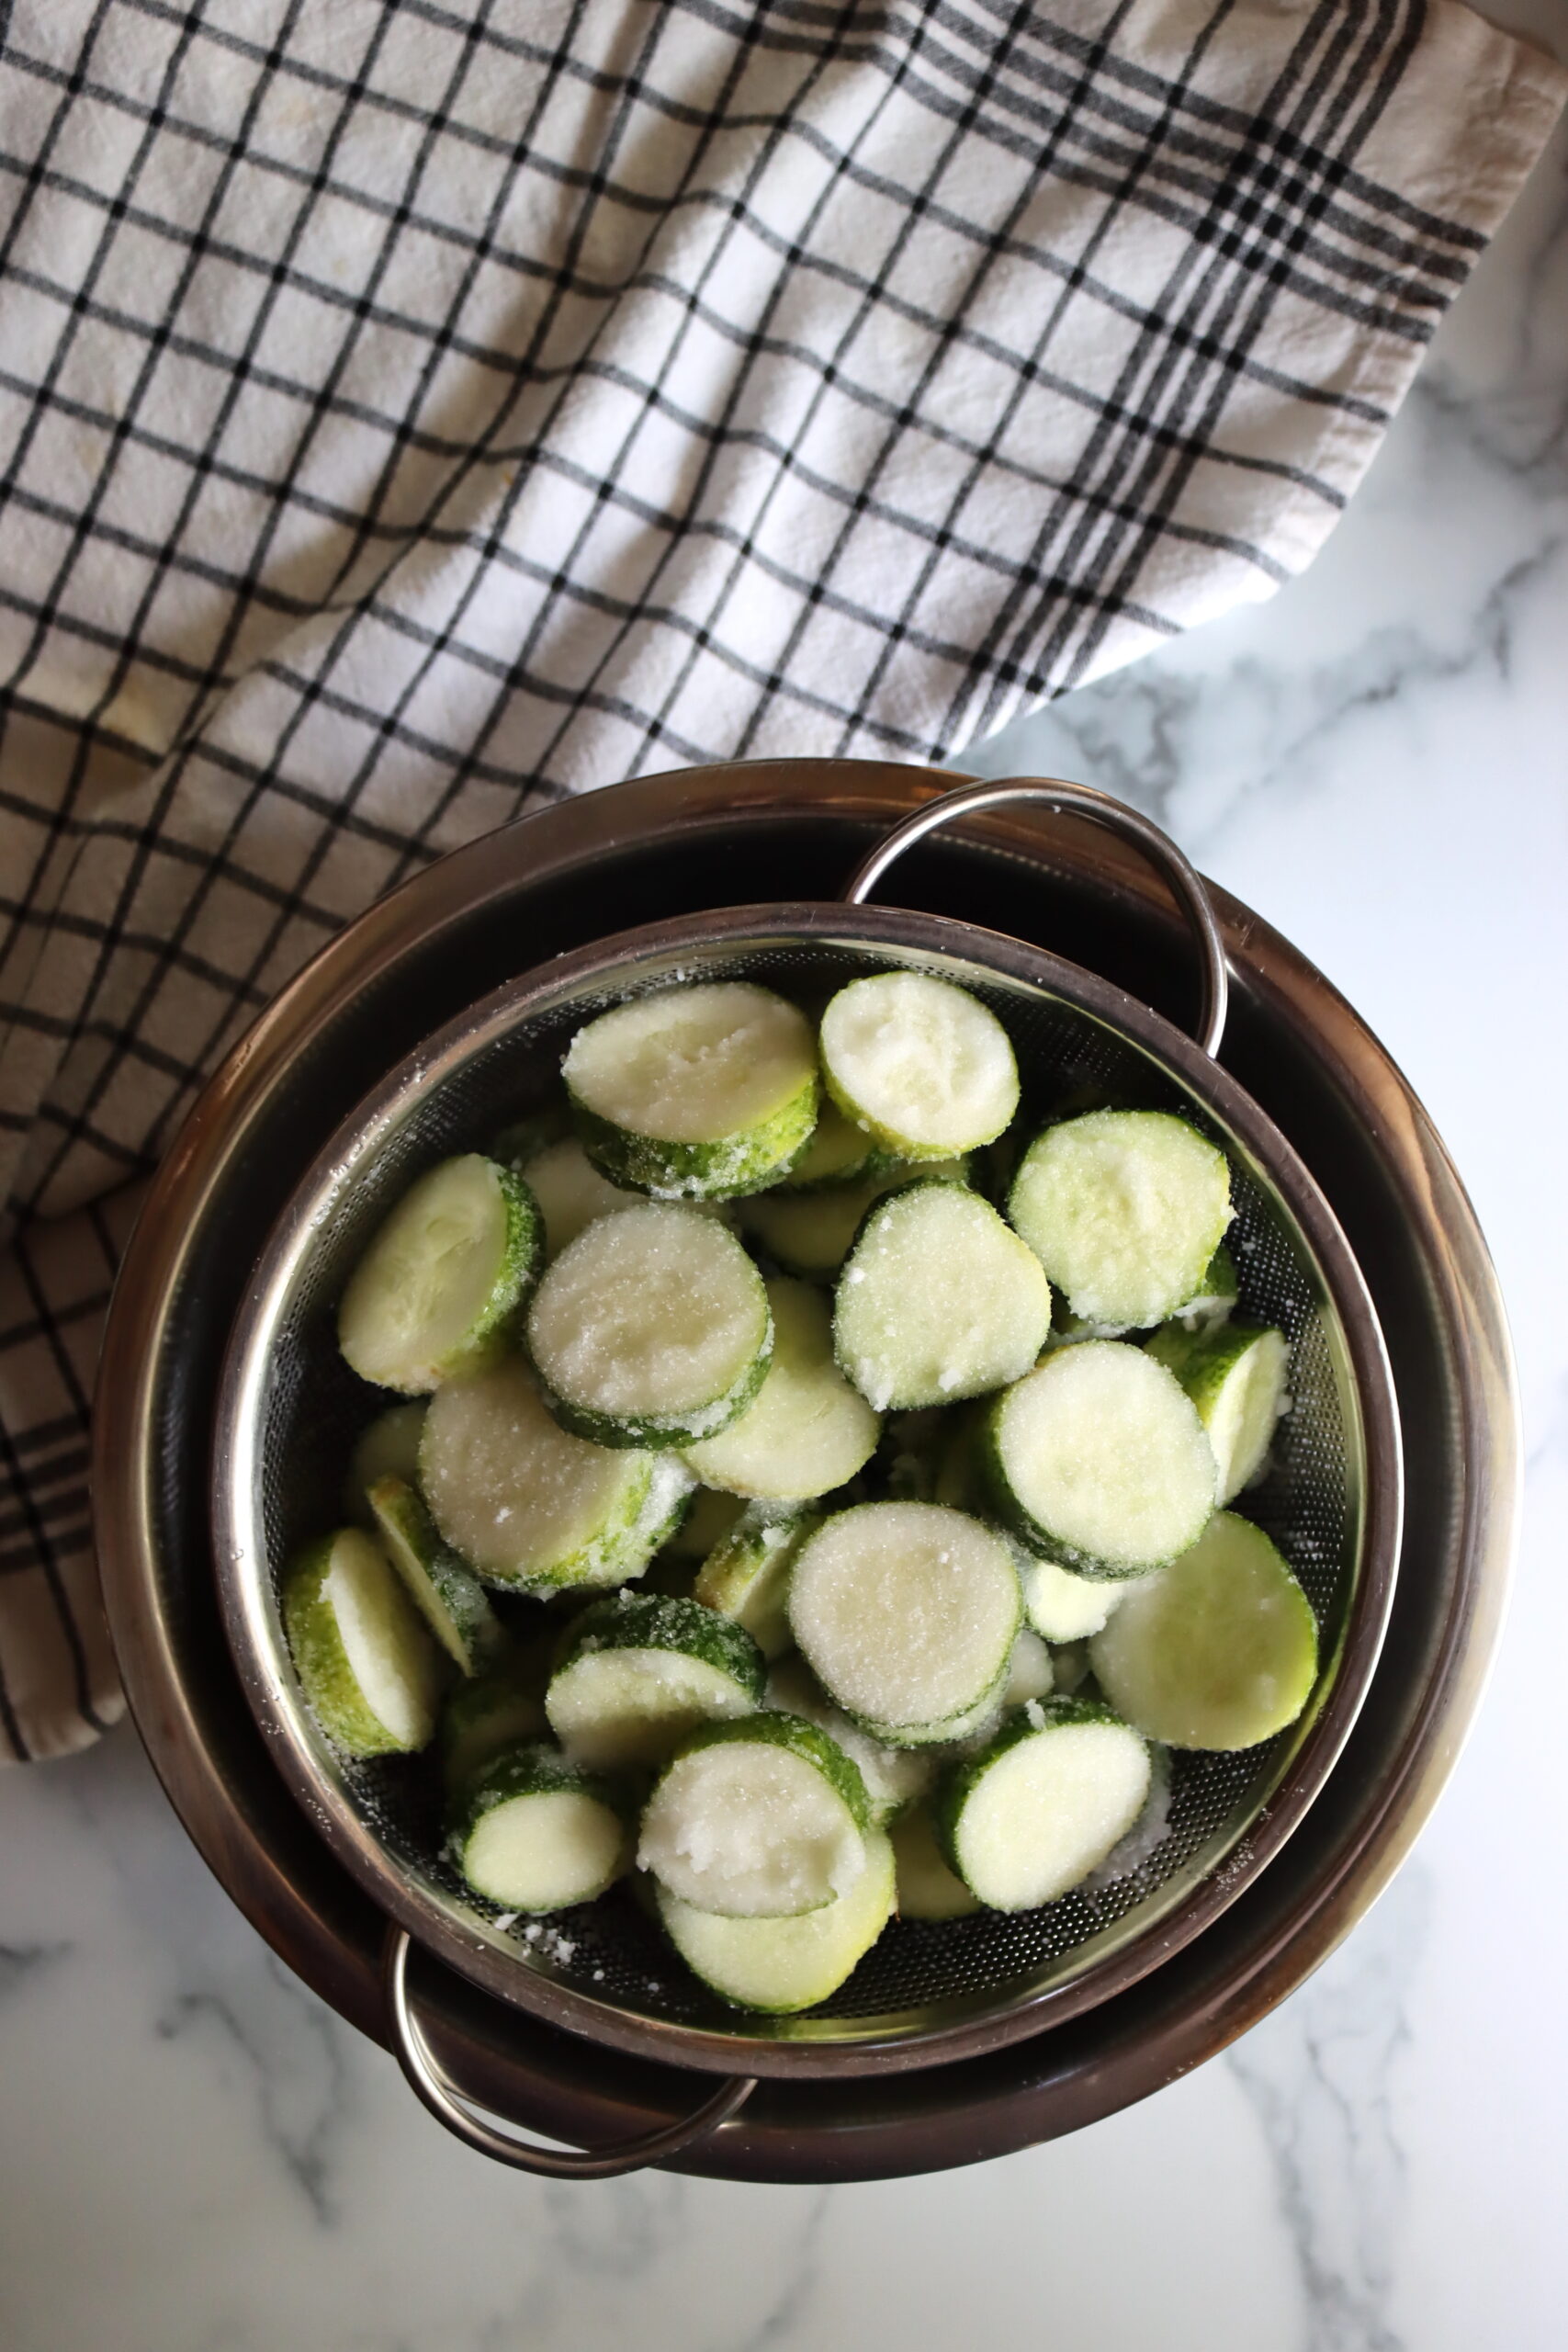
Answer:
[[419, 1358, 682, 1593], [937, 1697, 1152, 1910], [526, 1204, 772, 1448], [1144, 1320, 1290, 1504], [439, 1652, 550, 1792], [982, 1342, 1216, 1579], [682, 1278, 881, 1501], [660, 1486, 749, 1564], [563, 983, 818, 1200], [283, 1528, 444, 1758], [344, 1399, 427, 1525], [1019, 1554, 1126, 1643], [890, 1804, 981, 1920], [740, 1159, 970, 1281], [519, 1134, 733, 1261], [787, 1502, 1021, 1748], [693, 1503, 822, 1660], [545, 1593, 765, 1769], [1089, 1511, 1319, 1750], [338, 1155, 543, 1395], [638, 1713, 870, 1917], [819, 973, 1020, 1159], [657, 1828, 896, 2012], [1171, 1239, 1239, 1333], [447, 1744, 631, 1910], [773, 1099, 904, 1192], [766, 1655, 936, 1826], [1008, 1110, 1232, 1329], [834, 1180, 1053, 1410], [367, 1475, 505, 1676]]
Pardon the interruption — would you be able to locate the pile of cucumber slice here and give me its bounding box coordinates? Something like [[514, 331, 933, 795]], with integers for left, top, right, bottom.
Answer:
[[283, 971, 1316, 2015]]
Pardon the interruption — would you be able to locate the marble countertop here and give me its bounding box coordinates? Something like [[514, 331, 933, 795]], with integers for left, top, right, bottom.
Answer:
[[4, 26, 1565, 2352]]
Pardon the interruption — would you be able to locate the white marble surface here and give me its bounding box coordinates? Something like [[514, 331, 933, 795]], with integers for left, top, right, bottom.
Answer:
[[4, 23, 1566, 2350]]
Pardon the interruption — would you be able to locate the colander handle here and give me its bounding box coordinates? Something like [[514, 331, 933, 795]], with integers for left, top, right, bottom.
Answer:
[[384, 1928, 757, 2177], [843, 775, 1230, 1058]]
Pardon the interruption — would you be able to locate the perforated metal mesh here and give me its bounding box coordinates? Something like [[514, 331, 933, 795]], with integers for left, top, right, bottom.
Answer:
[[241, 931, 1361, 2052]]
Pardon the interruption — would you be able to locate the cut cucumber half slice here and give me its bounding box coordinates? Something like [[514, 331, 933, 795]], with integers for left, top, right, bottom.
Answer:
[[983, 1342, 1216, 1578], [338, 1154, 542, 1394], [1171, 1239, 1239, 1333], [283, 1528, 444, 1757], [819, 972, 1019, 1158], [545, 1593, 765, 1769], [937, 1697, 1152, 1910], [1018, 1554, 1125, 1643], [1089, 1511, 1319, 1750], [774, 1099, 902, 1192], [1007, 1110, 1232, 1329], [439, 1651, 550, 1792], [639, 1713, 869, 1917], [693, 1502, 822, 1659], [563, 983, 818, 1199], [890, 1803, 981, 1920], [344, 1399, 427, 1524], [657, 1828, 895, 2012], [367, 1475, 505, 1675], [660, 1487, 748, 1563], [447, 1744, 631, 1911], [834, 1179, 1052, 1409], [516, 1134, 640, 1257], [766, 1655, 936, 1826], [1145, 1320, 1291, 1503], [526, 1204, 772, 1447], [787, 1502, 1021, 1747], [741, 1158, 970, 1280], [419, 1357, 682, 1592], [682, 1277, 881, 1500]]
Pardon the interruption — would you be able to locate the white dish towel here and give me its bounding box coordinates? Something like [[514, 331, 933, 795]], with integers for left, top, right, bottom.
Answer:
[[0, 0, 1562, 1759]]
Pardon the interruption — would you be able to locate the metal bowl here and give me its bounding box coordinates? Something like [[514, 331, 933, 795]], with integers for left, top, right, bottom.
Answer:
[[94, 759, 1517, 2182]]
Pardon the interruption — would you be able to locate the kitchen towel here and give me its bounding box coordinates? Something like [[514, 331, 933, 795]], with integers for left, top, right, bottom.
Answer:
[[1, 0, 1562, 1760]]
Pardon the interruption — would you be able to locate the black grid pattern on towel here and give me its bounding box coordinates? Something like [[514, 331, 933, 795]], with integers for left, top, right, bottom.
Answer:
[[0, 0, 1532, 1754]]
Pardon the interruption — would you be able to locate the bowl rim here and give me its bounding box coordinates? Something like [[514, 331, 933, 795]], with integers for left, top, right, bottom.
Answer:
[[210, 892, 1404, 2082]]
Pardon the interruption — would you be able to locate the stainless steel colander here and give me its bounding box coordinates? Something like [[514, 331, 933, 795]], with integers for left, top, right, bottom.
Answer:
[[212, 778, 1401, 2177]]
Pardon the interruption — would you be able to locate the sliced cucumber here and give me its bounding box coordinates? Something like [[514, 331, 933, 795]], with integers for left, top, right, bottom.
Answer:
[[638, 1713, 869, 1917], [526, 1204, 772, 1447], [766, 1655, 936, 1826], [657, 1828, 895, 2012], [983, 1342, 1215, 1578], [1089, 1510, 1319, 1749], [1000, 1628, 1055, 1707], [890, 1803, 981, 1920], [338, 1154, 542, 1394], [1172, 1239, 1239, 1333], [819, 972, 1019, 1158], [693, 1503, 821, 1659], [660, 1486, 748, 1564], [344, 1399, 427, 1524], [1018, 1554, 1126, 1643], [545, 1593, 765, 1769], [283, 1527, 444, 1757], [419, 1357, 685, 1592], [774, 1098, 902, 1192], [447, 1744, 631, 1911], [367, 1475, 504, 1676], [937, 1697, 1152, 1910], [1008, 1110, 1232, 1329], [834, 1180, 1052, 1410], [741, 1158, 970, 1280], [515, 1134, 640, 1257], [787, 1502, 1021, 1747], [1145, 1319, 1290, 1503], [439, 1651, 550, 1792], [563, 983, 818, 1199], [682, 1276, 881, 1500]]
